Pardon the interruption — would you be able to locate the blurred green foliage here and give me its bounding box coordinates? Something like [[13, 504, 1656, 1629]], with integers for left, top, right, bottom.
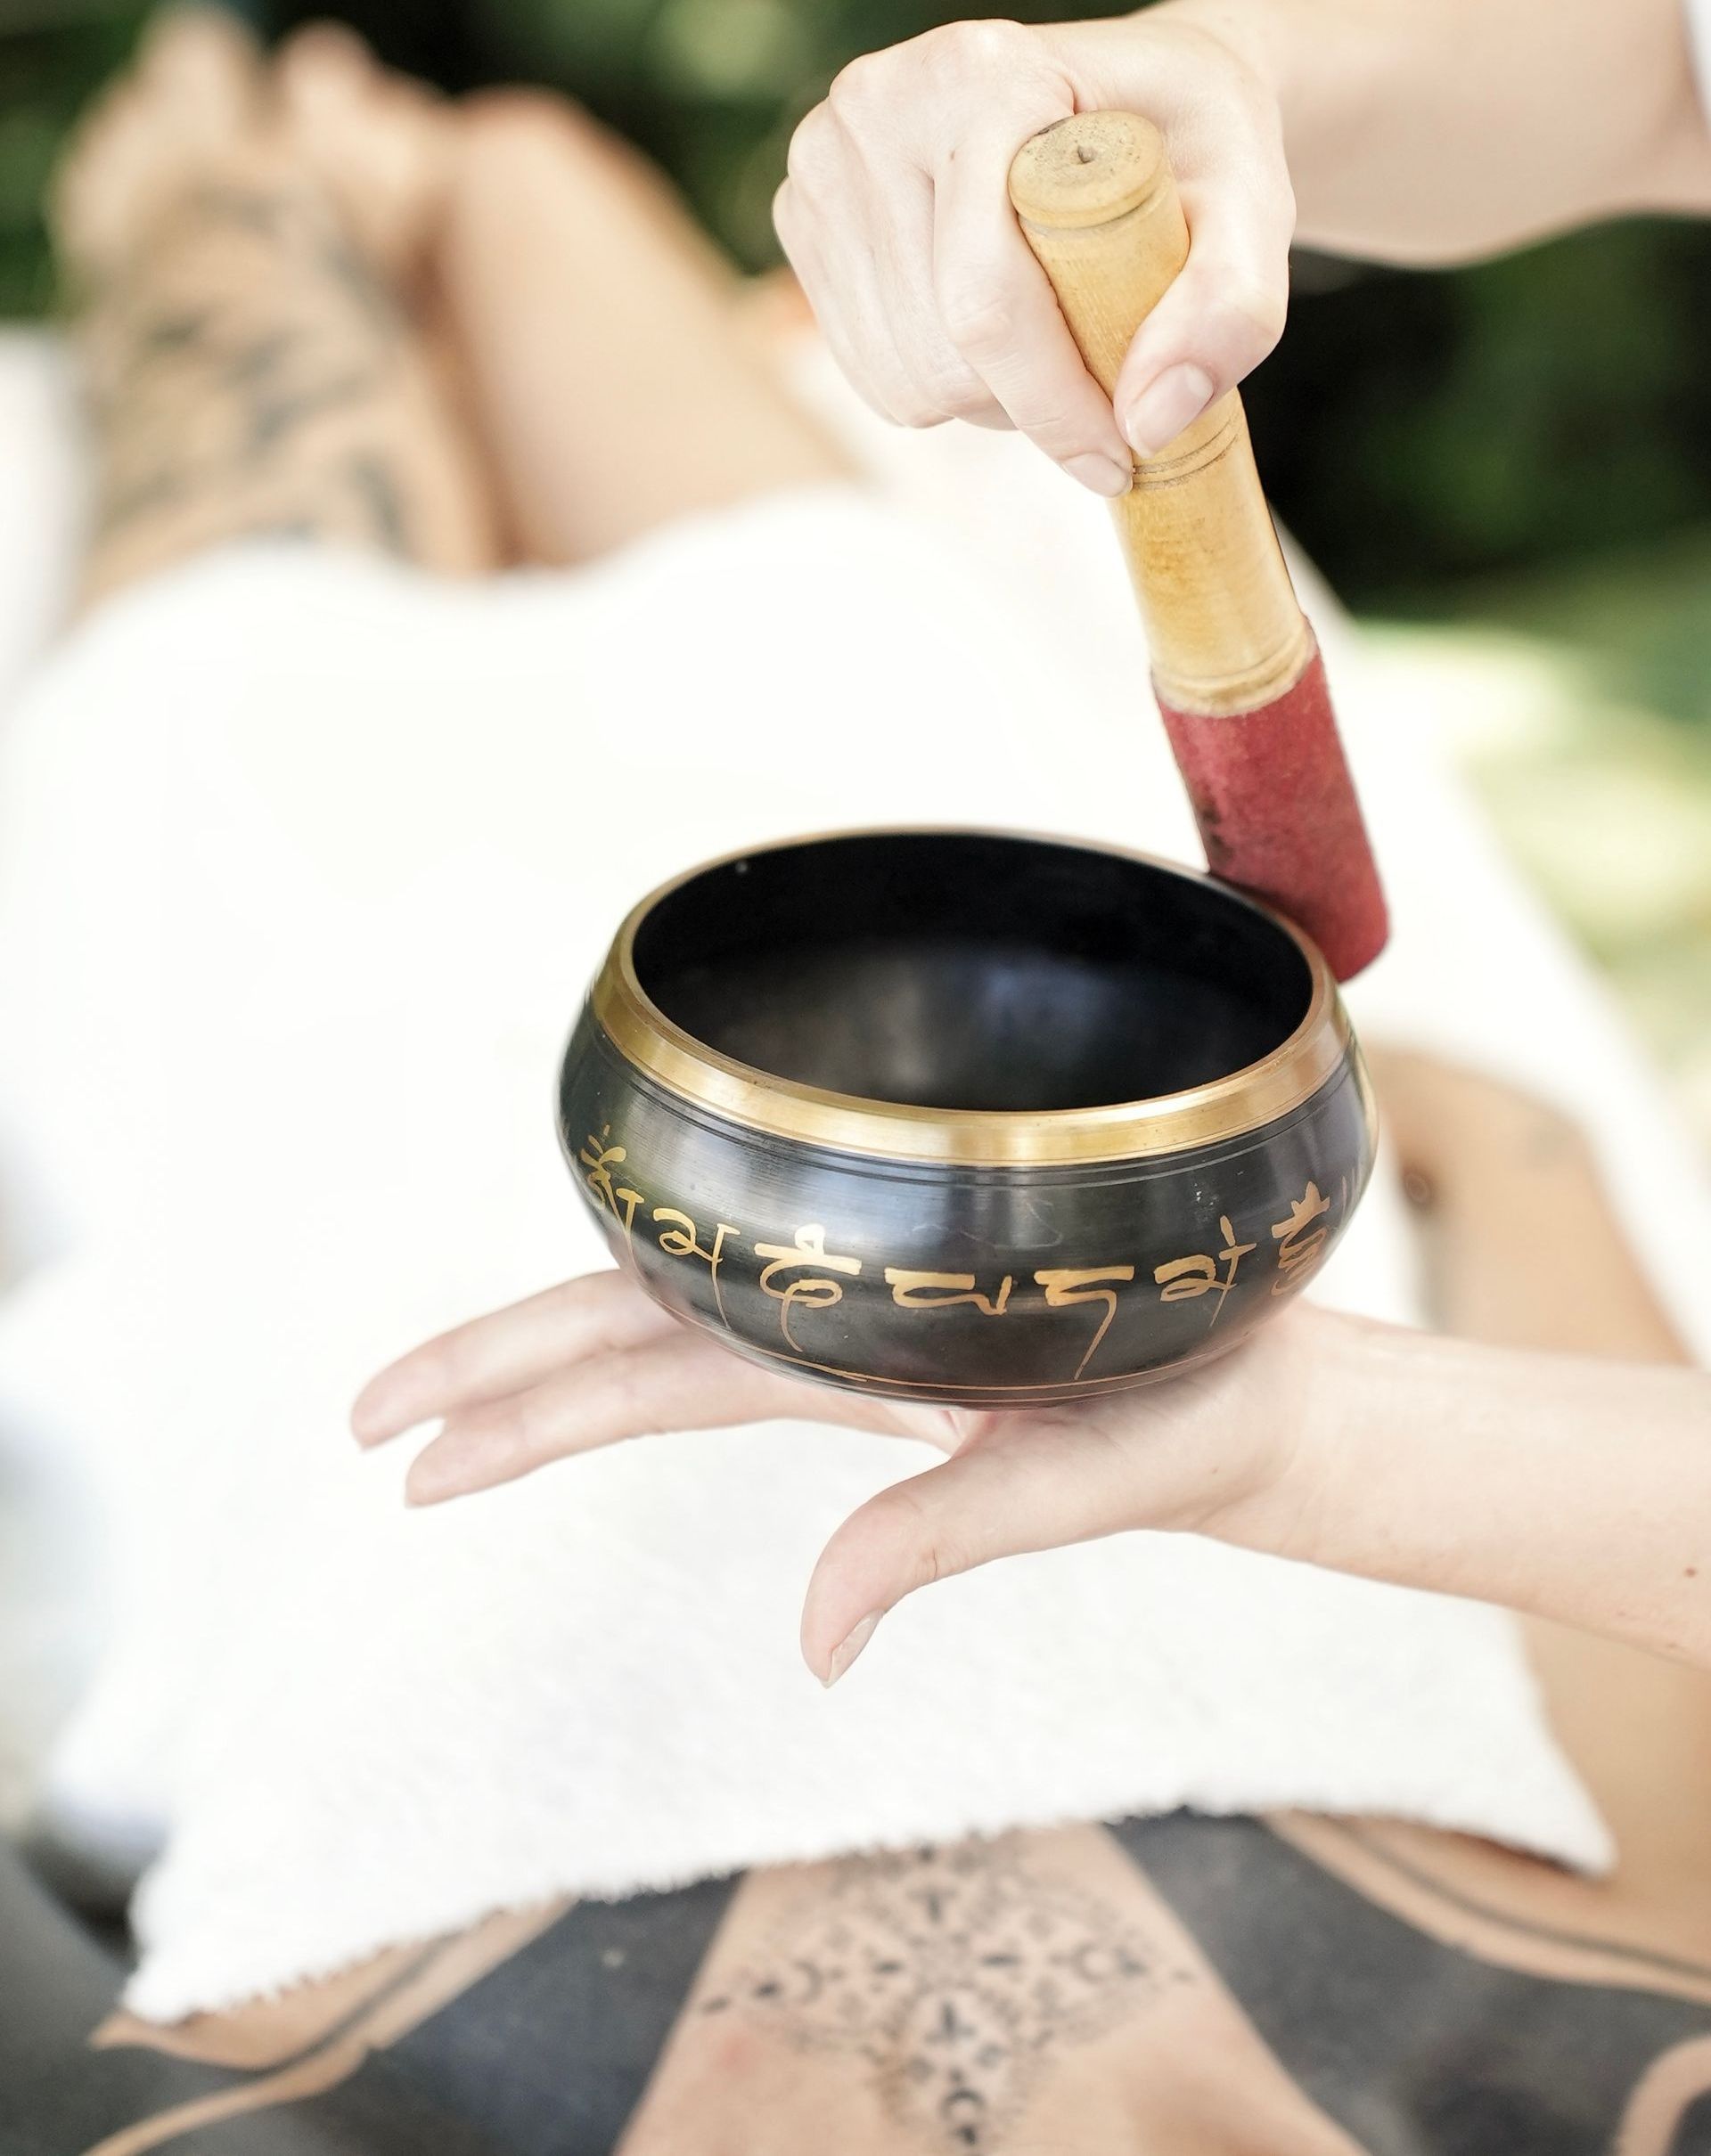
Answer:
[[4, 0, 1711, 601], [0, 0, 152, 316]]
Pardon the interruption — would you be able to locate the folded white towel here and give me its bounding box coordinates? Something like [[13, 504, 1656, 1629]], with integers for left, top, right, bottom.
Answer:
[[4, 369, 1700, 2018]]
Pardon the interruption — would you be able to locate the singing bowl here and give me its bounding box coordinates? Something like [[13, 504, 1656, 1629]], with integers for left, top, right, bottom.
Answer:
[[558, 829, 1375, 1409]]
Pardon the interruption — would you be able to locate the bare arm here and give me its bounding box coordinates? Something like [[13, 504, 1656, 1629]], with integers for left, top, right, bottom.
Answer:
[[1208, 1060, 1711, 1672], [353, 1289, 1711, 1683], [1235, 1325, 1711, 1663], [772, 0, 1711, 491], [1229, 1057, 1711, 1672], [1220, 0, 1711, 261], [354, 1058, 1711, 1685]]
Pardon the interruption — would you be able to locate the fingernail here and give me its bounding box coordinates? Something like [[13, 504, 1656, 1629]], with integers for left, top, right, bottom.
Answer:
[[1123, 363, 1215, 457], [1062, 451, 1131, 498], [823, 1612, 882, 1688]]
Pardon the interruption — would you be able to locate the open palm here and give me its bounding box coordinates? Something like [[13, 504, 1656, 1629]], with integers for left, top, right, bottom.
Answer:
[[353, 1269, 1330, 1682]]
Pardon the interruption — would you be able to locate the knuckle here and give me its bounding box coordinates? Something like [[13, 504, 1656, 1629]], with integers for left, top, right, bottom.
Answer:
[[825, 52, 888, 127], [867, 361, 951, 429], [913, 1530, 960, 1589], [921, 17, 1031, 79], [1211, 274, 1288, 355], [937, 281, 1015, 358], [914, 352, 989, 418], [1011, 405, 1077, 445], [785, 106, 838, 189], [604, 1360, 655, 1439], [877, 1482, 964, 1588]]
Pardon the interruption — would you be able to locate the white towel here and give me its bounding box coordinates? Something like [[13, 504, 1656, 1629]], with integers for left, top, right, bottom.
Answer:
[[4, 348, 1704, 2020]]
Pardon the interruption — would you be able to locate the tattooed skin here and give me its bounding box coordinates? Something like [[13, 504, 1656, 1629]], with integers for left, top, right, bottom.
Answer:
[[35, 1816, 1711, 2153], [73, 176, 425, 591], [693, 1838, 1182, 2152]]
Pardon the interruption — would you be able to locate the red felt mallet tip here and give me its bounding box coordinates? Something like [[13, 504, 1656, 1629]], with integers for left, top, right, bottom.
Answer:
[[1158, 635, 1389, 982], [1009, 113, 1389, 981]]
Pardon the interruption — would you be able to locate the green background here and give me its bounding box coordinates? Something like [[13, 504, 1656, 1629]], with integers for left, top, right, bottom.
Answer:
[[7, 0, 1711, 605], [4, 0, 1710, 1134]]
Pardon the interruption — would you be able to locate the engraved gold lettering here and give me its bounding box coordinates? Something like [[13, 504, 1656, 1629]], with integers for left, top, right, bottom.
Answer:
[[1270, 1181, 1332, 1296], [754, 1225, 864, 1355], [578, 1127, 645, 1243], [1033, 1265, 1137, 1379], [1152, 1216, 1257, 1327], [653, 1206, 740, 1329], [884, 1268, 1015, 1317]]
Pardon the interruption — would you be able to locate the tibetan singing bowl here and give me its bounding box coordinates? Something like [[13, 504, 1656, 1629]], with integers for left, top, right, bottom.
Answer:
[[558, 829, 1375, 1409]]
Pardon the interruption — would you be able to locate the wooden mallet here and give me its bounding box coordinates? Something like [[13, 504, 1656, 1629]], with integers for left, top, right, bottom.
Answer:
[[1009, 112, 1388, 981]]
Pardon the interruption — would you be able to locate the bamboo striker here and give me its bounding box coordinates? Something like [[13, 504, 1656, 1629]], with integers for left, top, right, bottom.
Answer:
[[1008, 113, 1388, 979]]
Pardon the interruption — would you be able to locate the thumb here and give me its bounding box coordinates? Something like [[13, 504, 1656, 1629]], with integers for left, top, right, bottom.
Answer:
[[800, 1419, 1132, 1684], [1110, 167, 1293, 456]]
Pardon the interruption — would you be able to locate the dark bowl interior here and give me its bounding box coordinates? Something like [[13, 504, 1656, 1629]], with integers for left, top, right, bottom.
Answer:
[[628, 832, 1313, 1116]]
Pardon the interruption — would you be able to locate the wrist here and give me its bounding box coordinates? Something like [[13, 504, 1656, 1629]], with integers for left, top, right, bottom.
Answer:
[[1202, 1304, 1397, 1564], [1148, 0, 1357, 130], [1142, 1303, 1363, 1552], [1148, 0, 1293, 97]]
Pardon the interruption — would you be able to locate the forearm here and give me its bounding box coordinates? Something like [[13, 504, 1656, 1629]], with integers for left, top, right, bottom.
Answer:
[[1248, 1319, 1711, 1664], [1173, 0, 1711, 260]]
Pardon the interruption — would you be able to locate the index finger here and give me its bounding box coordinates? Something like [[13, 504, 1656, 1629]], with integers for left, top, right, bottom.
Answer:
[[351, 1269, 677, 1446], [930, 121, 1133, 490]]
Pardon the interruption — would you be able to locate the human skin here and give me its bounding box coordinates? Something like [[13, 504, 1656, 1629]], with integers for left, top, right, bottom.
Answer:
[[54, 11, 847, 607], [53, 12, 503, 606], [49, 28, 1711, 2142], [355, 1055, 1711, 1689], [769, 0, 1711, 494]]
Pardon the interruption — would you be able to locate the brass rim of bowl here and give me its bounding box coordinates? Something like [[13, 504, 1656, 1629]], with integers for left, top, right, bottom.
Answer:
[[588, 828, 1355, 1167]]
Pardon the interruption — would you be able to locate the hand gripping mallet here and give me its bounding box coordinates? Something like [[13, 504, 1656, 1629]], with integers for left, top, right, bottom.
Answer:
[[1008, 112, 1388, 980]]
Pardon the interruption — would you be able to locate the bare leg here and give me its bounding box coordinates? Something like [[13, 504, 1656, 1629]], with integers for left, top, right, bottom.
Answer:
[[53, 12, 502, 612], [435, 93, 851, 567], [30, 1049, 1711, 2151], [1370, 1044, 1711, 1923], [1371, 1045, 1688, 1363]]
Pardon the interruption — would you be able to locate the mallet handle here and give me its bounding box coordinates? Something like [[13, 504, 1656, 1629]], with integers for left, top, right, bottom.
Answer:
[[1008, 113, 1309, 716]]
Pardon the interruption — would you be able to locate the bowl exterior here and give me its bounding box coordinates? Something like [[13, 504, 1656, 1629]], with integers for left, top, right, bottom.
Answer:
[[558, 1012, 1375, 1409]]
